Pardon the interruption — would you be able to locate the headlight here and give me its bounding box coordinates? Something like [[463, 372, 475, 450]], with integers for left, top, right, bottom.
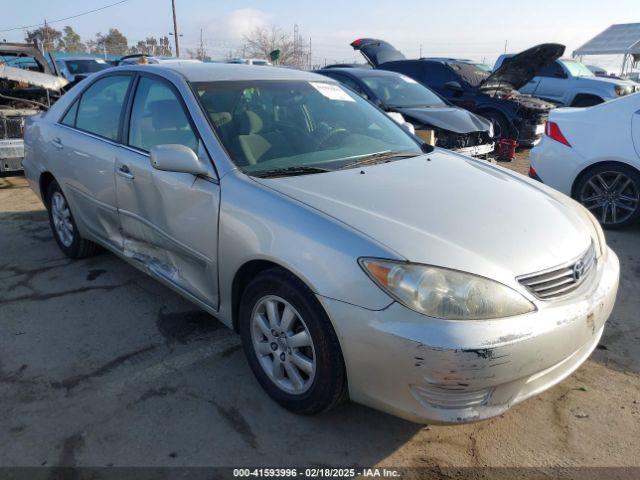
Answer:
[[359, 259, 536, 320], [615, 85, 631, 96]]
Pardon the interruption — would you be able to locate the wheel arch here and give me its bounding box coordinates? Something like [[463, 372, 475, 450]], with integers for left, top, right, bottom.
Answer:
[[230, 259, 320, 333], [39, 171, 56, 201], [571, 160, 640, 198], [570, 93, 604, 107]]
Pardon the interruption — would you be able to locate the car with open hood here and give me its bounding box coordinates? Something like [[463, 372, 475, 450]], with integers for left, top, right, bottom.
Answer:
[[317, 67, 495, 157], [0, 42, 68, 175], [494, 55, 640, 107], [351, 39, 562, 145], [22, 63, 619, 424]]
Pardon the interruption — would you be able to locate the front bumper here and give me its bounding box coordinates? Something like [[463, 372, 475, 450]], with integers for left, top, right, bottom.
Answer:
[[0, 139, 24, 174], [319, 248, 619, 424], [516, 122, 545, 147], [453, 142, 495, 157]]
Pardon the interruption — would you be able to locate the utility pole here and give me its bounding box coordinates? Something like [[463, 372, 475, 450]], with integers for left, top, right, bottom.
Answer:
[[171, 0, 180, 57], [419, 43, 422, 58], [504, 40, 508, 54], [199, 28, 204, 60]]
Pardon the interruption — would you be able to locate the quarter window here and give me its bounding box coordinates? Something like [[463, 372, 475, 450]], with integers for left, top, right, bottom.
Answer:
[[60, 100, 79, 127], [128, 77, 198, 153], [75, 75, 131, 141]]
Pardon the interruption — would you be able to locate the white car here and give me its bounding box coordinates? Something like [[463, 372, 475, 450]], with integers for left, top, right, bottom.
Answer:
[[530, 92, 640, 228], [494, 55, 639, 107]]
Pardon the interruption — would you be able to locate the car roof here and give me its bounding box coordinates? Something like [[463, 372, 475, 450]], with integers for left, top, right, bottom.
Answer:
[[321, 67, 404, 79], [58, 57, 108, 61], [119, 63, 330, 82]]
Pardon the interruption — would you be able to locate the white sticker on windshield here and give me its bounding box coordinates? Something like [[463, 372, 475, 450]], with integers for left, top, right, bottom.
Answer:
[[309, 82, 356, 102]]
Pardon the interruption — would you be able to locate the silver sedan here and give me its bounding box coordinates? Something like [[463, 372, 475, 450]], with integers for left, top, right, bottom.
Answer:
[[22, 63, 619, 424]]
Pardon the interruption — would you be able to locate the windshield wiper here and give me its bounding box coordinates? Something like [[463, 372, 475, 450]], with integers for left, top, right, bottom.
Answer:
[[251, 165, 331, 178], [338, 150, 420, 170]]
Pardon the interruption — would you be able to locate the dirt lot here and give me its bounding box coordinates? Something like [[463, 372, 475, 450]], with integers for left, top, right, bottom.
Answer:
[[1, 152, 640, 475]]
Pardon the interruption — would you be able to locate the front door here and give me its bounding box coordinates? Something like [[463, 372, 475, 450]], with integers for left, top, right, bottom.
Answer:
[[115, 75, 221, 308], [53, 74, 133, 249]]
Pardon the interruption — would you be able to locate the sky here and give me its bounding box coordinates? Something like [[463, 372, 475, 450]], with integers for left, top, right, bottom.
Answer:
[[1, 0, 639, 71]]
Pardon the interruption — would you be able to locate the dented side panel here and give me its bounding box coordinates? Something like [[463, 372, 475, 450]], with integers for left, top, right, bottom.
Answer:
[[115, 148, 221, 309]]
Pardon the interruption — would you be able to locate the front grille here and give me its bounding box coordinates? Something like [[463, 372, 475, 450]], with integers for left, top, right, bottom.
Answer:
[[0, 117, 24, 140], [435, 130, 491, 149], [517, 243, 596, 300]]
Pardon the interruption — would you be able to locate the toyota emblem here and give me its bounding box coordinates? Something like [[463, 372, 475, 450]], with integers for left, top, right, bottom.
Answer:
[[573, 260, 585, 281]]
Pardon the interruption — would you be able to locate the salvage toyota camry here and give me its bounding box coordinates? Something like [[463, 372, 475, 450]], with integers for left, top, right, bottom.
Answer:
[[22, 63, 619, 424]]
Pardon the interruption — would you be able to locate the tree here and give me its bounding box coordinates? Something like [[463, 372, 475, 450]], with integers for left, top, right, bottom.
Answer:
[[243, 26, 308, 67], [56, 26, 86, 53], [128, 36, 172, 56], [94, 28, 129, 55], [25, 25, 62, 52]]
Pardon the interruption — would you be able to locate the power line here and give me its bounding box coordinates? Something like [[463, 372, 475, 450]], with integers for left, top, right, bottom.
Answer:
[[0, 0, 130, 33]]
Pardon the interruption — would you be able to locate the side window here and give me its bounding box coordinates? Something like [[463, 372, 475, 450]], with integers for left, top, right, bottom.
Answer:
[[128, 77, 198, 153], [384, 61, 421, 80], [538, 61, 565, 78], [60, 100, 79, 127], [420, 63, 456, 88], [75, 75, 131, 141], [334, 76, 368, 98]]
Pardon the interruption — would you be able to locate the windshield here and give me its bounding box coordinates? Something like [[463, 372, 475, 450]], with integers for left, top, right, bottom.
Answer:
[[192, 80, 421, 175], [448, 62, 490, 87], [560, 60, 594, 77], [360, 74, 446, 108], [64, 59, 110, 74]]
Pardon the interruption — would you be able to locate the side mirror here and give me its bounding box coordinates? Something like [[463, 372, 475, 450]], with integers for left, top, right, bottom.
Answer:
[[444, 81, 463, 94], [149, 144, 208, 176]]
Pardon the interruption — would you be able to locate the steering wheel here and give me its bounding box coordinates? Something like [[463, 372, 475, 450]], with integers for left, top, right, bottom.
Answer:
[[316, 128, 350, 149]]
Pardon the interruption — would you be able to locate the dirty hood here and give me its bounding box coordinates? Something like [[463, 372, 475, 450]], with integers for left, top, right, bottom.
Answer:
[[395, 106, 492, 134], [350, 38, 406, 66], [0, 64, 68, 90], [255, 153, 594, 283], [483, 43, 565, 91]]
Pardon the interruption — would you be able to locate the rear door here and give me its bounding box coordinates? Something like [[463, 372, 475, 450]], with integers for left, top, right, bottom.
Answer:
[[53, 74, 133, 249], [115, 73, 221, 309], [527, 61, 567, 102]]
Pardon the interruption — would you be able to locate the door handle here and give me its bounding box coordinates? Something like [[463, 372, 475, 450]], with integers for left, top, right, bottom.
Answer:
[[117, 165, 135, 180], [52, 138, 63, 149]]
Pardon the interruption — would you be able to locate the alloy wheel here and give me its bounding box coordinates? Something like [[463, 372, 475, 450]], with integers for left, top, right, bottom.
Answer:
[[51, 192, 74, 247], [580, 171, 640, 226], [250, 295, 316, 395]]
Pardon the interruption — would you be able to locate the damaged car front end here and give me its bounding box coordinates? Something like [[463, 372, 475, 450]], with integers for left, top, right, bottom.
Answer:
[[351, 39, 563, 146], [318, 67, 495, 157], [0, 43, 68, 175]]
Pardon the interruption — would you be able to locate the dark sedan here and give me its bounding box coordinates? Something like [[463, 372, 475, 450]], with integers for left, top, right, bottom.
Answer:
[[317, 68, 494, 157]]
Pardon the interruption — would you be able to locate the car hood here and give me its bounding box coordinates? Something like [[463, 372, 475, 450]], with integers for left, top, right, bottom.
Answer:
[[0, 64, 68, 90], [395, 106, 492, 134], [253, 152, 594, 284], [574, 75, 637, 88], [483, 43, 565, 91]]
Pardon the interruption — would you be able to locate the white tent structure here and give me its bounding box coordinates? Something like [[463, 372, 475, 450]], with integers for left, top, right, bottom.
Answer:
[[573, 23, 640, 75]]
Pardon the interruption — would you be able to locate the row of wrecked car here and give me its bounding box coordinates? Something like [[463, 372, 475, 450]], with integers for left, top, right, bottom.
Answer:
[[2, 38, 638, 176]]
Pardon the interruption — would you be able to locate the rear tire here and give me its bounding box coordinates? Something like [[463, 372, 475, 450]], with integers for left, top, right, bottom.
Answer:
[[46, 180, 101, 258], [574, 164, 640, 229], [239, 268, 348, 415]]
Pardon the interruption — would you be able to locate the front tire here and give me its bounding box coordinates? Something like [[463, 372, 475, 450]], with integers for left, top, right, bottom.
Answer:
[[46, 180, 101, 258], [574, 164, 640, 229], [239, 268, 347, 415]]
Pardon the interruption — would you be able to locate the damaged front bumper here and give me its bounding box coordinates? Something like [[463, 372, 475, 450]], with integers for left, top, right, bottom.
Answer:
[[318, 247, 619, 424], [452, 142, 494, 157], [0, 138, 24, 174]]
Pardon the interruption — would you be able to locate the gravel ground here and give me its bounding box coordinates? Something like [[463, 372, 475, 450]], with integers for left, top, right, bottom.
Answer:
[[1, 151, 639, 476]]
